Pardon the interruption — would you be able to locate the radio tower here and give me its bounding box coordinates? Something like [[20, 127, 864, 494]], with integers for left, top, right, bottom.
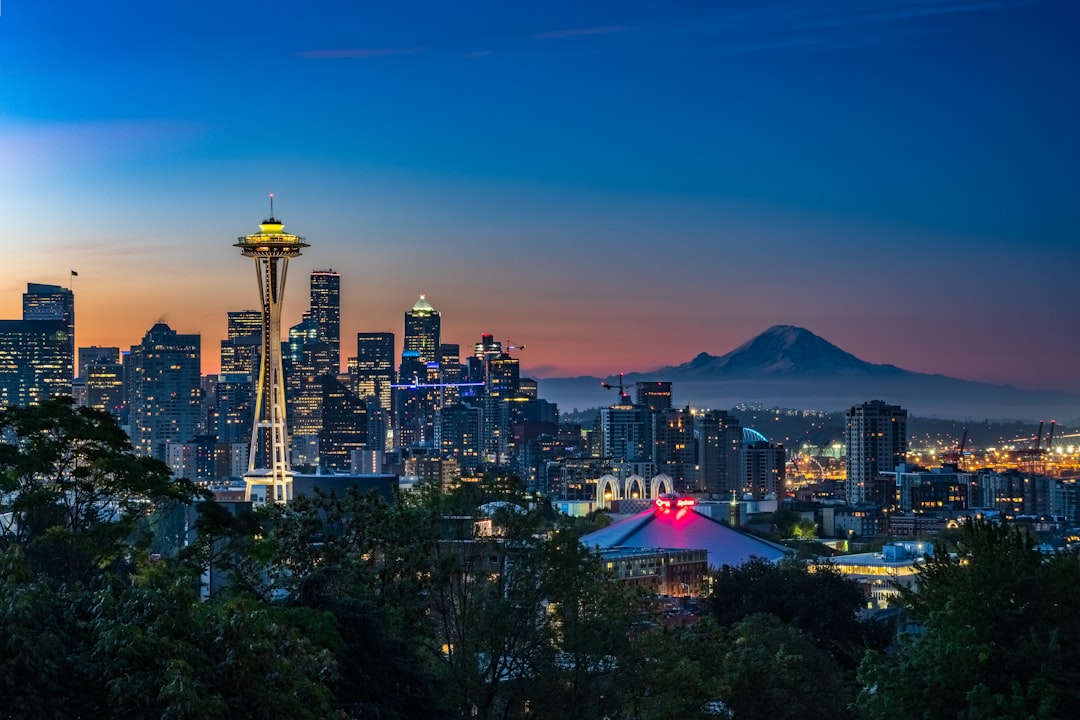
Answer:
[[234, 195, 308, 504]]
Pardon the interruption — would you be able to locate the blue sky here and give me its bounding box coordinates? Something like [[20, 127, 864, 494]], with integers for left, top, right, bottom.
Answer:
[[1, 0, 1078, 390]]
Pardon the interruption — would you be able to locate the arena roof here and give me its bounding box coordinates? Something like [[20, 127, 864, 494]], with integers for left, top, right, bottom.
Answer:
[[580, 497, 791, 568]]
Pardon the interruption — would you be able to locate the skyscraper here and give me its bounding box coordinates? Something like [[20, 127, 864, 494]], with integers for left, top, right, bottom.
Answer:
[[318, 374, 367, 473], [309, 269, 341, 373], [23, 282, 74, 343], [129, 323, 201, 462], [0, 320, 73, 407], [12, 282, 76, 399], [845, 400, 907, 505], [352, 332, 395, 412], [483, 349, 521, 464], [436, 403, 482, 471], [220, 310, 262, 375], [404, 295, 440, 366], [598, 399, 651, 465], [235, 203, 308, 504]]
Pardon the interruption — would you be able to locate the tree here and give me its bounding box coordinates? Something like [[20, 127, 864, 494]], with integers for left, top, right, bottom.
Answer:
[[858, 518, 1080, 720], [0, 398, 205, 584], [708, 557, 883, 669], [207, 487, 447, 718], [630, 615, 855, 720]]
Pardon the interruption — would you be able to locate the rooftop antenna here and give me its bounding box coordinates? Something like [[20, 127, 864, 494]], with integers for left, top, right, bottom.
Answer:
[[269, 193, 275, 221]]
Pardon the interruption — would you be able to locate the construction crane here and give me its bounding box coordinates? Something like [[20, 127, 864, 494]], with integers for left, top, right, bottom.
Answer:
[[942, 428, 969, 468], [478, 338, 526, 358], [601, 372, 632, 405], [1015, 420, 1055, 473]]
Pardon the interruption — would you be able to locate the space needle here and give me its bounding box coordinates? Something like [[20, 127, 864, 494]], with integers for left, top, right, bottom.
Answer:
[[235, 196, 308, 504]]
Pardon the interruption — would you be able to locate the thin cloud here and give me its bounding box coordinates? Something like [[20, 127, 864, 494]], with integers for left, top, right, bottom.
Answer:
[[534, 26, 628, 40], [296, 47, 422, 59], [462, 50, 495, 58], [648, 0, 1036, 54]]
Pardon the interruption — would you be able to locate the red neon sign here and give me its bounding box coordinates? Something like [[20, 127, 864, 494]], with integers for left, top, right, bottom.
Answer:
[[655, 496, 697, 514]]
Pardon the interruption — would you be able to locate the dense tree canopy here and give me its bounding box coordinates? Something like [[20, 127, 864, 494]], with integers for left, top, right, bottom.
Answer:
[[7, 401, 1078, 719], [858, 519, 1080, 720], [708, 556, 888, 669], [0, 398, 205, 584]]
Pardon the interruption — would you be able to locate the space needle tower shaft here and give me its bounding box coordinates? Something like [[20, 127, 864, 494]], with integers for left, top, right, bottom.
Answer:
[[234, 196, 308, 504]]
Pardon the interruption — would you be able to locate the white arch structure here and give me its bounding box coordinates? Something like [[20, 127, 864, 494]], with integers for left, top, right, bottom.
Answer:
[[596, 473, 677, 506], [650, 473, 673, 497]]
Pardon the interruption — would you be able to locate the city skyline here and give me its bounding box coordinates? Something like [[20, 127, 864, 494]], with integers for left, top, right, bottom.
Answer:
[[1, 1, 1078, 391]]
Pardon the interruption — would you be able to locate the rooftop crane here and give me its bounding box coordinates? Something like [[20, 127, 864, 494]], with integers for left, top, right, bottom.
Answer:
[[601, 372, 632, 405]]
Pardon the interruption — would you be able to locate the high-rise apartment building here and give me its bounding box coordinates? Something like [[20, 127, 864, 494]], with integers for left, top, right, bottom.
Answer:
[[845, 400, 907, 505], [739, 438, 787, 499], [598, 402, 651, 464], [697, 410, 742, 498], [404, 295, 440, 366], [129, 323, 202, 462], [652, 407, 697, 492]]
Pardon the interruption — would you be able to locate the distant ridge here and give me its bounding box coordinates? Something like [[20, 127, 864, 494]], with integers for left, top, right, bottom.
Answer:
[[533, 325, 1080, 421]]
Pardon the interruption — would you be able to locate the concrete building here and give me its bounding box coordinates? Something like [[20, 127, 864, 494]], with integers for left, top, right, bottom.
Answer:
[[845, 400, 907, 505], [884, 463, 973, 512], [84, 360, 125, 419], [652, 407, 698, 492], [599, 547, 707, 598], [739, 435, 786, 500], [635, 381, 673, 411], [697, 409, 741, 498]]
